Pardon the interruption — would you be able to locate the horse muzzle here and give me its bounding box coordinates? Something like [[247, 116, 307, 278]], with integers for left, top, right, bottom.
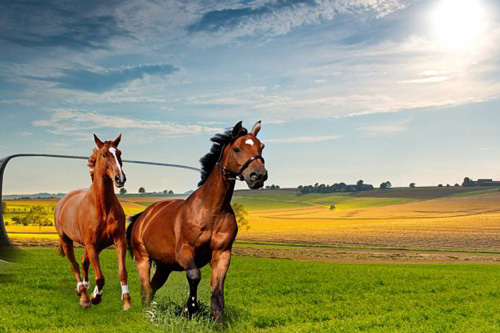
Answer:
[[246, 170, 268, 189], [114, 174, 127, 188]]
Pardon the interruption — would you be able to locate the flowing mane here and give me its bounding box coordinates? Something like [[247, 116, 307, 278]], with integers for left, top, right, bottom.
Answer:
[[198, 126, 248, 186], [87, 140, 113, 180], [88, 148, 99, 181]]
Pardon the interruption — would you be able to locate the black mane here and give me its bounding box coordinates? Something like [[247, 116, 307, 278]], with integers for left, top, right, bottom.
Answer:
[[198, 126, 248, 186]]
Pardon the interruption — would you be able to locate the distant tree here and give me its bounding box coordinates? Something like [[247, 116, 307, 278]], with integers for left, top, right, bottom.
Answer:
[[329, 204, 336, 210], [446, 184, 451, 187], [12, 205, 50, 229], [232, 202, 250, 231], [163, 189, 169, 195], [438, 184, 443, 187], [409, 183, 416, 188], [454, 183, 460, 187], [168, 190, 174, 194], [119, 188, 127, 196], [1, 202, 6, 214], [380, 181, 392, 189], [463, 177, 473, 187], [270, 184, 276, 190], [298, 185, 303, 191], [275, 185, 280, 189], [138, 187, 146, 195]]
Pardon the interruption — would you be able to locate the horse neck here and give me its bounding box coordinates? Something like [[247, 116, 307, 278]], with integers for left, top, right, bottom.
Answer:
[[196, 166, 235, 213], [90, 172, 116, 217]]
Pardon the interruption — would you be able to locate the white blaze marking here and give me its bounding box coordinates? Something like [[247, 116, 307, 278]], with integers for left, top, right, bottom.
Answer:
[[245, 139, 254, 146], [109, 147, 124, 180]]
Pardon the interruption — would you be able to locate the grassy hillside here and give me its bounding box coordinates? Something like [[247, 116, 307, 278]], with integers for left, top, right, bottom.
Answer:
[[3, 248, 500, 332]]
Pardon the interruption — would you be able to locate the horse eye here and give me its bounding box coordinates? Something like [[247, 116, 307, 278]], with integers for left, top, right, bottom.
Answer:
[[233, 147, 241, 153], [102, 153, 107, 158]]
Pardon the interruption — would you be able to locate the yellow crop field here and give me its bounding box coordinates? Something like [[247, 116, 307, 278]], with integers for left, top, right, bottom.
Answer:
[[236, 191, 500, 252], [5, 191, 500, 255]]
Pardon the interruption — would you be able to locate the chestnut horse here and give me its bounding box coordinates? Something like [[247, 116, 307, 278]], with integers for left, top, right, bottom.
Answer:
[[127, 121, 267, 321], [55, 134, 131, 310]]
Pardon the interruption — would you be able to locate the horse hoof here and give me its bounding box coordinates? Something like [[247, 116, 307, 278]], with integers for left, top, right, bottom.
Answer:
[[122, 294, 131, 310], [80, 299, 91, 308], [91, 295, 102, 305]]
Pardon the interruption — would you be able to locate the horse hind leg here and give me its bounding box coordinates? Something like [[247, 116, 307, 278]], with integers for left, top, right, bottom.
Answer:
[[59, 236, 91, 308], [134, 250, 153, 306], [81, 250, 91, 290], [150, 264, 171, 299]]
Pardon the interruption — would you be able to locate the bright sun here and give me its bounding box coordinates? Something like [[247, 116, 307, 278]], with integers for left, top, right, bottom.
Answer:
[[431, 0, 487, 51]]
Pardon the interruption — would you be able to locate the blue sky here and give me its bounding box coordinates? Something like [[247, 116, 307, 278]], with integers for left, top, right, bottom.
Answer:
[[1, 0, 500, 194]]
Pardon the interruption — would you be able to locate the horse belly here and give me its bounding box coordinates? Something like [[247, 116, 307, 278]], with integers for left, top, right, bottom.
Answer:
[[144, 229, 176, 266]]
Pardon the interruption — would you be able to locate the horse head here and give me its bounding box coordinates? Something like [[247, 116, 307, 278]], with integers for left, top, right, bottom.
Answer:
[[92, 134, 127, 188], [221, 121, 268, 189]]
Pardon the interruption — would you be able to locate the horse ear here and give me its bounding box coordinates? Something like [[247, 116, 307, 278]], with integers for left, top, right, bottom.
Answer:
[[94, 134, 104, 149], [251, 120, 261, 136], [232, 121, 243, 138], [112, 133, 122, 147]]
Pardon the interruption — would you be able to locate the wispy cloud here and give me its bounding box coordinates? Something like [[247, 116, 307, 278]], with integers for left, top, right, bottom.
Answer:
[[0, 2, 129, 50], [358, 119, 410, 136], [266, 134, 340, 144], [188, 0, 406, 44], [27, 64, 179, 93], [32, 109, 222, 137]]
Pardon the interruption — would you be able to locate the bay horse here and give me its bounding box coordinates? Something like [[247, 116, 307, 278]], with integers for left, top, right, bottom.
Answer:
[[127, 121, 267, 322], [55, 134, 131, 310]]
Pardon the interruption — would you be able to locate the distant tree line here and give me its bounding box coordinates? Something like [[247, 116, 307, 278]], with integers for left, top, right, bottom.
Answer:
[[265, 184, 280, 190], [10, 205, 52, 228], [132, 187, 174, 195], [298, 180, 374, 194]]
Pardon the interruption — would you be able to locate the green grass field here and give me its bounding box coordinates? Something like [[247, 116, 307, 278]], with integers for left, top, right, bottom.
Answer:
[[2, 249, 500, 332], [231, 192, 415, 211]]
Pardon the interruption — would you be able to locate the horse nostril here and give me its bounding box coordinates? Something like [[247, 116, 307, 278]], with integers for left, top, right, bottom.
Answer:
[[250, 172, 258, 180]]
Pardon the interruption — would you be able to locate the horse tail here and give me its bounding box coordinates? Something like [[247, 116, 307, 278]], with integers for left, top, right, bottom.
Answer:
[[126, 212, 143, 259], [57, 242, 65, 257]]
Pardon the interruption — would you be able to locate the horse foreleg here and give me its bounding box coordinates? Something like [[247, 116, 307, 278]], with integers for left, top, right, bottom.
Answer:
[[210, 250, 232, 323], [87, 246, 105, 305], [182, 267, 201, 317], [60, 237, 90, 308], [114, 236, 131, 310]]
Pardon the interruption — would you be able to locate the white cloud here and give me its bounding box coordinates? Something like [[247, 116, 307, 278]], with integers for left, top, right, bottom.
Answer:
[[32, 109, 223, 137], [358, 119, 410, 136]]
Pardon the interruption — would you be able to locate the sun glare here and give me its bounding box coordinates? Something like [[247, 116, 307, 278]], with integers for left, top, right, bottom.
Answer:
[[431, 0, 487, 51]]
